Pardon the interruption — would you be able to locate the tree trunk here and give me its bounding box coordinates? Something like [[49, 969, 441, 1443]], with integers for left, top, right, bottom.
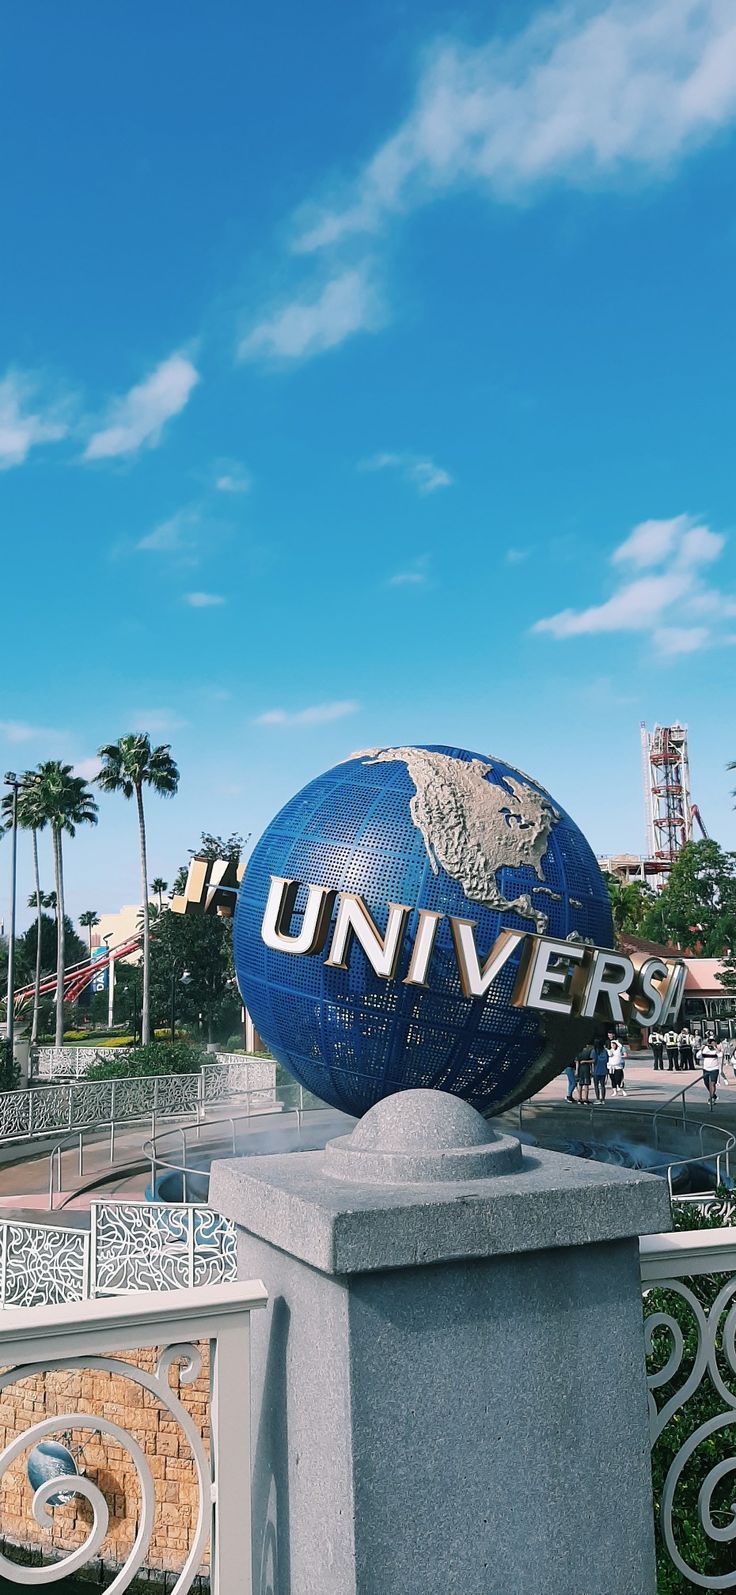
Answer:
[[136, 784, 151, 1044], [52, 827, 65, 1048], [31, 829, 42, 1047]]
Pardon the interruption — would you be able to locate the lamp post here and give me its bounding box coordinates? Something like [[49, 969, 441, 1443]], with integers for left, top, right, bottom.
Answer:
[[170, 969, 191, 1044], [102, 932, 114, 1029], [3, 772, 20, 1067]]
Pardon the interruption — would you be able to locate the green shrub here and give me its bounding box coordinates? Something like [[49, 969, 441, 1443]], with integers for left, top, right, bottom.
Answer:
[[85, 1041, 208, 1080]]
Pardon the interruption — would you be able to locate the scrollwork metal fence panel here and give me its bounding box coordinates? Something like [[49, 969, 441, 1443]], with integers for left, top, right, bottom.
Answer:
[[0, 1205, 237, 1308], [0, 1092, 31, 1140], [36, 1047, 134, 1079], [641, 1227, 736, 1590], [0, 1221, 90, 1308], [90, 1201, 237, 1296], [69, 1080, 114, 1130], [27, 1085, 72, 1136], [154, 1073, 201, 1118], [203, 1058, 276, 1104], [0, 1280, 266, 1595]]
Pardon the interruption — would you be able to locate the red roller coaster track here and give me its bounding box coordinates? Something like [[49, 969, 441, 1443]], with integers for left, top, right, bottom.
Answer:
[[13, 934, 142, 1011]]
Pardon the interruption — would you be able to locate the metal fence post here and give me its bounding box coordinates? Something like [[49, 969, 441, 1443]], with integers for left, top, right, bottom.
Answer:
[[210, 1316, 255, 1595], [78, 1130, 84, 1178], [110, 1081, 116, 1164]]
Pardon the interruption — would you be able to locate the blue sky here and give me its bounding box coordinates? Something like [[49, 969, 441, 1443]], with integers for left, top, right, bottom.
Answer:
[[2, 0, 736, 927]]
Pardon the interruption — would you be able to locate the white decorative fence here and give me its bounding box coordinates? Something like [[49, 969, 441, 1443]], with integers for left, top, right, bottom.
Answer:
[[36, 1046, 272, 1080], [0, 1201, 237, 1308], [0, 1059, 276, 1146], [36, 1046, 133, 1078], [641, 1225, 736, 1589], [201, 1056, 276, 1105], [0, 1277, 266, 1595]]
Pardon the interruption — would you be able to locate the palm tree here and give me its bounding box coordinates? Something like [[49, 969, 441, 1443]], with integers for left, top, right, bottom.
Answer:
[[151, 876, 168, 912], [96, 735, 179, 1043], [2, 773, 47, 1046], [32, 763, 98, 1045], [79, 909, 100, 957]]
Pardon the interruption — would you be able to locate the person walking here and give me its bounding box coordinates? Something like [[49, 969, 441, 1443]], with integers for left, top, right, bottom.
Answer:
[[650, 1028, 664, 1071], [665, 1028, 680, 1072], [563, 1060, 578, 1102], [679, 1026, 694, 1071], [608, 1038, 627, 1096], [699, 1034, 721, 1107], [576, 1048, 592, 1105], [592, 1038, 609, 1102]]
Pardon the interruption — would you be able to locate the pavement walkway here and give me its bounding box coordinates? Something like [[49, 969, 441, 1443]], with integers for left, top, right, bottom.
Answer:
[[0, 1054, 732, 1216]]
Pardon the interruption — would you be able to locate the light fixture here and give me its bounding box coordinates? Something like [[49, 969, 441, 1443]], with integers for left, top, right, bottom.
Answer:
[[26, 1439, 79, 1506]]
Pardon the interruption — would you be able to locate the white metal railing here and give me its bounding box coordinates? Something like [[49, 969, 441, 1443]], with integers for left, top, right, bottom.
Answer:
[[36, 1046, 133, 1078], [0, 1059, 276, 1150], [0, 1201, 237, 1307], [145, 1088, 315, 1201], [36, 1046, 273, 1081], [510, 1096, 736, 1193], [0, 1278, 266, 1595], [641, 1226, 736, 1589]]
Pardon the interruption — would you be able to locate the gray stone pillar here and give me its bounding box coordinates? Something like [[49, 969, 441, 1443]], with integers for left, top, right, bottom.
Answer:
[[210, 1089, 670, 1595]]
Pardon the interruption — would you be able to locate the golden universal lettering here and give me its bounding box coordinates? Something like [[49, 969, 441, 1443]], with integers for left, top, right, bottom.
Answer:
[[258, 874, 686, 1028]]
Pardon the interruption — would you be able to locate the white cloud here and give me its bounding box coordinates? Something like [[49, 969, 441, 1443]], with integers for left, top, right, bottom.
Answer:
[[0, 372, 68, 469], [239, 269, 380, 363], [184, 592, 226, 607], [362, 452, 452, 494], [613, 513, 724, 569], [137, 507, 200, 553], [128, 709, 188, 733], [505, 547, 531, 565], [387, 554, 430, 587], [653, 626, 710, 655], [533, 513, 732, 653], [84, 352, 199, 460], [295, 0, 736, 253], [0, 720, 65, 743], [74, 756, 102, 781], [253, 700, 359, 727], [215, 461, 252, 494]]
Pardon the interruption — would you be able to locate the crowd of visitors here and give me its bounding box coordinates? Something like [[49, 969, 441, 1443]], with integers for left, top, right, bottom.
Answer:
[[565, 1036, 628, 1104], [563, 1030, 736, 1108]]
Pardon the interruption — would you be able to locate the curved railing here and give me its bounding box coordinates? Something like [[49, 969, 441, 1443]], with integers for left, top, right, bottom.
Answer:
[[142, 1087, 315, 1202], [506, 1096, 736, 1199]]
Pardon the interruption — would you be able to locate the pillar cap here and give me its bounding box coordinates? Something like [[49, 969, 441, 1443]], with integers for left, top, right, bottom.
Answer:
[[324, 1089, 523, 1184]]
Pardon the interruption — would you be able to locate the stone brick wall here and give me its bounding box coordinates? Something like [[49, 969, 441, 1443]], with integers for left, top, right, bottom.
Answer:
[[0, 1345, 210, 1582]]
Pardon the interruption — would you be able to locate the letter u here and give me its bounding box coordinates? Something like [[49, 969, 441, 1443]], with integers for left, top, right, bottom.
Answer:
[[261, 876, 336, 956]]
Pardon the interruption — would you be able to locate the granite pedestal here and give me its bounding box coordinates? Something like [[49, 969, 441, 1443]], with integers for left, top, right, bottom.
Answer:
[[210, 1089, 670, 1595]]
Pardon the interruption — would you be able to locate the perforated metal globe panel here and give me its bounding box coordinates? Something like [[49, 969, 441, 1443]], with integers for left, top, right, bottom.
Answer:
[[234, 745, 614, 1116]]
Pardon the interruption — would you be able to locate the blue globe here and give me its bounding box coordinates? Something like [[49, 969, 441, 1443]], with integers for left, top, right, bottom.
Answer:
[[234, 745, 614, 1117]]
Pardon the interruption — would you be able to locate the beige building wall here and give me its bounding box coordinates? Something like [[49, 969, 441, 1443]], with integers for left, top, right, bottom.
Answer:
[[91, 905, 142, 964]]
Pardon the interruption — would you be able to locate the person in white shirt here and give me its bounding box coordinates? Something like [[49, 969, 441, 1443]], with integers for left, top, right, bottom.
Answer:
[[698, 1035, 721, 1105], [608, 1039, 627, 1096]]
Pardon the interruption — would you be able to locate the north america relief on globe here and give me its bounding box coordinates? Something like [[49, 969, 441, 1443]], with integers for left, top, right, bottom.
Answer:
[[234, 743, 614, 1118], [345, 747, 561, 933]]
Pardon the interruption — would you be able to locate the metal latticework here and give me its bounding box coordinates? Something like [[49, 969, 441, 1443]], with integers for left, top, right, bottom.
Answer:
[[641, 722, 693, 876]]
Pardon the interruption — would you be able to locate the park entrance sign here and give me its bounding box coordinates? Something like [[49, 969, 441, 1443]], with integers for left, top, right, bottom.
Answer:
[[260, 872, 685, 1023], [178, 745, 685, 1117]]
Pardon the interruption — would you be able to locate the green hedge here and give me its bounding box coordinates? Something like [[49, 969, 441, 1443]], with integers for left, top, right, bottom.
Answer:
[[85, 1041, 208, 1080]]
